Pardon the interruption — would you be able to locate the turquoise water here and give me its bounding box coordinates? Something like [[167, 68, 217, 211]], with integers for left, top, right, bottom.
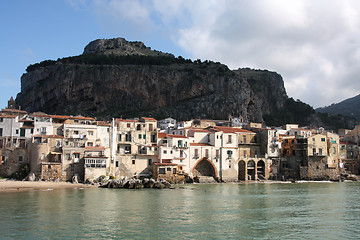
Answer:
[[0, 182, 359, 239]]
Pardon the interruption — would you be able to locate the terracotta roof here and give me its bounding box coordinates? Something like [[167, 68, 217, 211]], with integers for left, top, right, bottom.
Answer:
[[141, 117, 157, 121], [20, 125, 34, 129], [85, 146, 106, 151], [33, 135, 64, 138], [153, 163, 178, 166], [158, 132, 168, 138], [190, 143, 212, 146], [0, 115, 17, 118], [1, 108, 27, 114], [208, 126, 254, 134], [72, 116, 95, 120], [49, 115, 72, 119], [167, 134, 188, 139]]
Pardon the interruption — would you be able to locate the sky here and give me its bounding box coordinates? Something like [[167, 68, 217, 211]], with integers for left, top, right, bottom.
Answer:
[[1, 0, 360, 110]]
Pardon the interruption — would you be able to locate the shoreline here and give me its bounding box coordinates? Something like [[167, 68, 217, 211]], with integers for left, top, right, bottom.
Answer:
[[0, 179, 357, 193], [0, 180, 97, 193]]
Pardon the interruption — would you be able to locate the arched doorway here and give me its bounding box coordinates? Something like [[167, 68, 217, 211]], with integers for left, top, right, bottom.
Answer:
[[238, 160, 246, 181], [192, 158, 217, 178], [257, 160, 265, 178], [247, 160, 255, 180]]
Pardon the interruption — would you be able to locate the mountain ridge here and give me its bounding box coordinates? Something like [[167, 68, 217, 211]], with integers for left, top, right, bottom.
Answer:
[[15, 37, 357, 130], [316, 94, 360, 120]]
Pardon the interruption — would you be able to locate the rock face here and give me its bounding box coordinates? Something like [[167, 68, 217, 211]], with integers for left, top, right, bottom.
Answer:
[[83, 38, 173, 57], [16, 38, 288, 122]]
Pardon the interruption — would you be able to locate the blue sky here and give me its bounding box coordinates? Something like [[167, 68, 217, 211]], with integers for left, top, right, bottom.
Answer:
[[1, 0, 360, 110]]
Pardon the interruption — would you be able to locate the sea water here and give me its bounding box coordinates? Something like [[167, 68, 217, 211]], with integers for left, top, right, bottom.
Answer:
[[0, 182, 359, 239]]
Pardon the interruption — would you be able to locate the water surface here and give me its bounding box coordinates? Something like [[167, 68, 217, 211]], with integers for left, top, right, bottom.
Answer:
[[0, 182, 359, 239]]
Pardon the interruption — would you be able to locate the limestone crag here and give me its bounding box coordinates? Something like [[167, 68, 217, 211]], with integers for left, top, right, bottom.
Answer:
[[16, 38, 288, 122], [83, 38, 173, 57]]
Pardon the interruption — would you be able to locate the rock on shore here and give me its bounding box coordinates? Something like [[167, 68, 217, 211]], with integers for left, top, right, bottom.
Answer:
[[99, 177, 172, 189]]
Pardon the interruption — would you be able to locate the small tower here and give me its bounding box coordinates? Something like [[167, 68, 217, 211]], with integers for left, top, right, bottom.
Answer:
[[7, 96, 16, 109]]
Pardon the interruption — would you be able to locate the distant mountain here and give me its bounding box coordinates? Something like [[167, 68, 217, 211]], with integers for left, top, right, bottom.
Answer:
[[316, 94, 360, 120]]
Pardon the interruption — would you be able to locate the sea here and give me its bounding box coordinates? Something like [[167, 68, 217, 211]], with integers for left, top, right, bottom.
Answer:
[[0, 181, 359, 239]]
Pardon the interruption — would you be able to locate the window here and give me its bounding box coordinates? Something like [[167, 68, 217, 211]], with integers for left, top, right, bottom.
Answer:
[[216, 150, 220, 158], [149, 124, 153, 131], [194, 149, 199, 158], [20, 129, 25, 137], [167, 167, 171, 172], [243, 135, 246, 143], [74, 153, 80, 163], [125, 145, 131, 154], [138, 134, 142, 139], [173, 168, 177, 174], [88, 131, 93, 136], [0, 118, 2, 122], [143, 134, 146, 139], [125, 133, 131, 141], [148, 159, 152, 166], [16, 129, 19, 134], [313, 148, 316, 155], [205, 149, 209, 158], [127, 123, 131, 128], [31, 129, 33, 134], [137, 124, 141, 130], [159, 168, 165, 174], [115, 161, 119, 167], [321, 138, 326, 142], [227, 150, 232, 158], [180, 150, 184, 158], [18, 156, 23, 162], [228, 135, 232, 143], [66, 153, 71, 160], [178, 140, 183, 147], [118, 134, 121, 141], [0, 128, 2, 137], [164, 150, 167, 154], [87, 142, 93, 147], [132, 159, 136, 165], [319, 148, 323, 155]]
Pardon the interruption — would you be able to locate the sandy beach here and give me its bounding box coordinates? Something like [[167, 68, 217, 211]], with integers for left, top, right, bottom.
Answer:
[[0, 180, 97, 192]]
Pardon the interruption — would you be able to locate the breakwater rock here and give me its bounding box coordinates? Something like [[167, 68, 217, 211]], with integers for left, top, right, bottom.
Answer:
[[99, 177, 172, 189]]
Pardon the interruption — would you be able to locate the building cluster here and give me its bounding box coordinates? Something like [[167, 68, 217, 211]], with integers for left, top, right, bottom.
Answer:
[[0, 98, 359, 182]]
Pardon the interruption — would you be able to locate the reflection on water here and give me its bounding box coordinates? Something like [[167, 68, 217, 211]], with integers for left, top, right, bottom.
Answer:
[[0, 182, 359, 239]]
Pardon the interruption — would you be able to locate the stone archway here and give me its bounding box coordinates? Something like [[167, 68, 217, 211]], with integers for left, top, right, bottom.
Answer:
[[257, 160, 265, 178], [192, 158, 218, 178], [238, 160, 246, 181], [247, 160, 256, 180]]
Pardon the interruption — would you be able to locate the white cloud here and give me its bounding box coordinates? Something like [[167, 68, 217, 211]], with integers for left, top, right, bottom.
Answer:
[[72, 0, 360, 108]]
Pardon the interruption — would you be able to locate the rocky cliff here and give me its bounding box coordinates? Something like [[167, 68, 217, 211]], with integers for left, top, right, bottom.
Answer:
[[15, 38, 354, 129]]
